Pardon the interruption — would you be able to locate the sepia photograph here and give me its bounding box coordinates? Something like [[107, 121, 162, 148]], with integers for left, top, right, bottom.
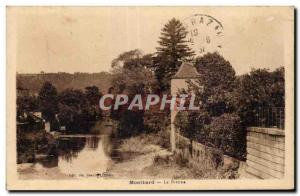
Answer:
[[6, 6, 294, 190]]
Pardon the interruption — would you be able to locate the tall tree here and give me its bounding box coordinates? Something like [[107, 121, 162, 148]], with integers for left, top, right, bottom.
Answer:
[[85, 86, 102, 105], [111, 50, 159, 96], [58, 88, 90, 132], [155, 18, 194, 91], [59, 88, 87, 110], [193, 52, 236, 116], [110, 50, 159, 136], [84, 86, 103, 121], [38, 82, 58, 121]]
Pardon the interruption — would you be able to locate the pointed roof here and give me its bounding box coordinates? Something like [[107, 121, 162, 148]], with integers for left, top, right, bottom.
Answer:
[[173, 62, 200, 79]]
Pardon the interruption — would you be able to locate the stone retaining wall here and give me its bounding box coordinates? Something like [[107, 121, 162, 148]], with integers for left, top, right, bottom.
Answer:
[[175, 133, 240, 171], [174, 127, 285, 179], [245, 127, 285, 179]]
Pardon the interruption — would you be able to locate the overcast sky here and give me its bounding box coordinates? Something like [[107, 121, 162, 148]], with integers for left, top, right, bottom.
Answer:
[[9, 6, 293, 75]]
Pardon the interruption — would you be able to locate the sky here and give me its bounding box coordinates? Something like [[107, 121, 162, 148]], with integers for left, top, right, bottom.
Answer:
[[8, 6, 293, 75]]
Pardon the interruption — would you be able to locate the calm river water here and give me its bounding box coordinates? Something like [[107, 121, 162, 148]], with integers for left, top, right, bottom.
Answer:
[[18, 134, 116, 179]]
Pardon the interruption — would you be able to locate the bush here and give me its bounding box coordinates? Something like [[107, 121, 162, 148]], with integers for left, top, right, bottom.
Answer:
[[207, 113, 245, 160], [174, 110, 210, 140], [174, 111, 245, 160], [118, 110, 144, 137], [17, 130, 55, 163], [144, 110, 170, 133], [157, 128, 171, 149], [174, 111, 189, 133]]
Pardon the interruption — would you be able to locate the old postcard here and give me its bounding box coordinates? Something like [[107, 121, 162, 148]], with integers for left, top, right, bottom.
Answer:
[[6, 6, 294, 190]]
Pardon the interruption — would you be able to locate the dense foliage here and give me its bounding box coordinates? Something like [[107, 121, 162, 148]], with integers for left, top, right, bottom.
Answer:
[[38, 82, 59, 121], [58, 87, 102, 133], [174, 52, 284, 160], [233, 67, 285, 126], [174, 110, 211, 141], [18, 80, 103, 133], [194, 52, 236, 116], [109, 49, 163, 137], [207, 113, 245, 159]]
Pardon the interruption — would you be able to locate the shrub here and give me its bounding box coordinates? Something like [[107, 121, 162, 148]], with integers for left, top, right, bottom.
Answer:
[[17, 130, 55, 163], [118, 110, 144, 137], [174, 110, 210, 140], [207, 113, 245, 159], [157, 128, 171, 149]]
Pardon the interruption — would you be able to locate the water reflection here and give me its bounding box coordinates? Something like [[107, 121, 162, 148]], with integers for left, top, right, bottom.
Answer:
[[58, 137, 86, 163], [85, 136, 99, 150], [37, 135, 113, 177]]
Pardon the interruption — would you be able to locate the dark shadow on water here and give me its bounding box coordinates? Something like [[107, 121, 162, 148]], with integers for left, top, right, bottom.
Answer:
[[57, 137, 86, 163]]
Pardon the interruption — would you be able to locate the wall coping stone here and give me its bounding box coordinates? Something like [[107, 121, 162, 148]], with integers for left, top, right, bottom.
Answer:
[[247, 127, 285, 136]]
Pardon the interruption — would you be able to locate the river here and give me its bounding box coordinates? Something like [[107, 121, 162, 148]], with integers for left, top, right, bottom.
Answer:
[[18, 134, 117, 179], [17, 132, 180, 180]]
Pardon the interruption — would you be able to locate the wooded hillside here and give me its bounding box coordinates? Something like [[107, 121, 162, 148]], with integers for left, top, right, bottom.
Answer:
[[17, 72, 112, 93]]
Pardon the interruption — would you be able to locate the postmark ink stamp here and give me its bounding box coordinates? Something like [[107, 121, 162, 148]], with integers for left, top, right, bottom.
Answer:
[[183, 14, 224, 55]]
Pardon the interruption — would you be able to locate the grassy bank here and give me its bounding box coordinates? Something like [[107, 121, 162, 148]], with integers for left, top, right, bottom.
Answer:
[[119, 130, 169, 153], [149, 153, 240, 179], [114, 131, 239, 179]]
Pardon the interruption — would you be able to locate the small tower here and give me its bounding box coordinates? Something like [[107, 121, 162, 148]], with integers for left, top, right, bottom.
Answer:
[[170, 62, 201, 152]]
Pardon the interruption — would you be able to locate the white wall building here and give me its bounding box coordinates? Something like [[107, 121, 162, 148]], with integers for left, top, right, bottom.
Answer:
[[170, 62, 201, 152]]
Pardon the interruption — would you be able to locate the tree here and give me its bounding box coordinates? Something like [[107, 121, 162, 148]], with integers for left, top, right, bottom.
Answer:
[[111, 50, 159, 96], [84, 86, 103, 121], [154, 18, 194, 91], [58, 88, 90, 133], [174, 110, 210, 142], [38, 82, 58, 121], [110, 50, 159, 136], [193, 52, 236, 116], [85, 86, 102, 105], [270, 67, 285, 107], [111, 49, 153, 70], [59, 88, 87, 109], [233, 67, 285, 126], [195, 52, 236, 91]]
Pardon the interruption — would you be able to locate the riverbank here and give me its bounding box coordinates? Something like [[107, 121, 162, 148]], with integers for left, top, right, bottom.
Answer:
[[17, 131, 239, 180], [108, 133, 200, 179], [17, 130, 58, 164], [109, 132, 240, 179]]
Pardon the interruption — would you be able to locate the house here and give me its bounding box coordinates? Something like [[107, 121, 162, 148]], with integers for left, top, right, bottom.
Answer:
[[17, 112, 45, 132]]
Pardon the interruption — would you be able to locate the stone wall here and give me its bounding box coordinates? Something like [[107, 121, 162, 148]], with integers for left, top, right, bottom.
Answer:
[[174, 127, 285, 179], [245, 127, 285, 179], [175, 133, 240, 171]]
